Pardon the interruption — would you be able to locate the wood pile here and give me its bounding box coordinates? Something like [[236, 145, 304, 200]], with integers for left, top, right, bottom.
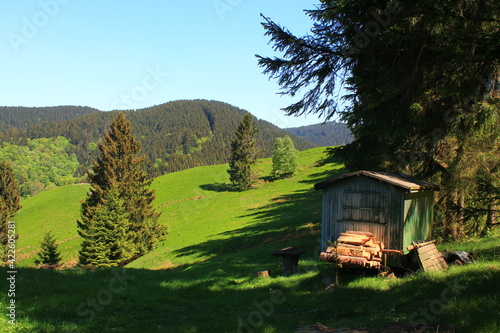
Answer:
[[320, 231, 385, 268]]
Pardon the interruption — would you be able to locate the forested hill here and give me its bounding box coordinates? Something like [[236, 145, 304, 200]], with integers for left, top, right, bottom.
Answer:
[[0, 100, 316, 177], [0, 105, 99, 132], [286, 122, 354, 147]]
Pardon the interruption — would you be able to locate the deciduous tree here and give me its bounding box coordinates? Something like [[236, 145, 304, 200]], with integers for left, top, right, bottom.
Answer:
[[271, 136, 298, 179]]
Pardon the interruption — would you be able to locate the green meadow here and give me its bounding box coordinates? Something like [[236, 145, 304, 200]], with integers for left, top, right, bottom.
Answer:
[[1, 147, 499, 332]]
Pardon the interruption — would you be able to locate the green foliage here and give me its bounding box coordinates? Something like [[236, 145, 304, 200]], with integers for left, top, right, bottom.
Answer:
[[78, 186, 134, 267], [34, 231, 62, 267], [0, 161, 21, 247], [228, 113, 259, 190], [436, 99, 500, 236], [78, 112, 166, 267], [0, 136, 80, 197], [271, 136, 298, 179]]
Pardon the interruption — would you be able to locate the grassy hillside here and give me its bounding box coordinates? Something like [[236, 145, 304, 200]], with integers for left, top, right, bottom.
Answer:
[[14, 147, 342, 269], [2, 147, 499, 332]]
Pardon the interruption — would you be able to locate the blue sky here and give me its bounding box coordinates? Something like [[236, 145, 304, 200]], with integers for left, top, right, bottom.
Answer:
[[0, 0, 330, 128]]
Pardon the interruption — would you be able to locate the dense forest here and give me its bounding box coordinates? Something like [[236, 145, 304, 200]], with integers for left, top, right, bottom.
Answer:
[[0, 106, 99, 132], [286, 122, 353, 147], [0, 100, 316, 189]]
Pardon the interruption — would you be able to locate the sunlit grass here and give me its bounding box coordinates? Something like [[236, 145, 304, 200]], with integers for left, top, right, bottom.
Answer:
[[2, 147, 499, 332]]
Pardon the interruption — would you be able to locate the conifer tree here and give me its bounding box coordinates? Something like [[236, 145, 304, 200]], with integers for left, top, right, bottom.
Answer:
[[271, 136, 298, 179], [0, 161, 21, 247], [34, 231, 62, 267], [78, 185, 134, 266], [78, 112, 166, 267], [227, 113, 259, 190]]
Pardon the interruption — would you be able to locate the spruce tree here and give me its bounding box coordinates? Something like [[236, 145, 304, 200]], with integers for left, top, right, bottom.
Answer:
[[227, 113, 259, 190], [78, 185, 134, 266], [34, 231, 62, 267], [0, 161, 21, 247], [271, 136, 298, 179], [78, 112, 166, 267]]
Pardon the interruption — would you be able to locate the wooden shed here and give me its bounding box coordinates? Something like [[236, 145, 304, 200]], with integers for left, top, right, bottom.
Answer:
[[314, 170, 439, 266]]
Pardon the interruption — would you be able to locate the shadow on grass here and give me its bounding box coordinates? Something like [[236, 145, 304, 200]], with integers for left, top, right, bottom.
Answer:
[[177, 166, 346, 262], [300, 163, 347, 185], [171, 187, 322, 261], [3, 259, 499, 332], [199, 182, 233, 192]]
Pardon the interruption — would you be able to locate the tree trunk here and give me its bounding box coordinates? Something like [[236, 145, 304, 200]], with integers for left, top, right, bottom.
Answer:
[[457, 193, 465, 238], [482, 204, 497, 235]]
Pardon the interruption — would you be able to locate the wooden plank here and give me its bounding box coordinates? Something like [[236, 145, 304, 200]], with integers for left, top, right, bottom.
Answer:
[[340, 232, 370, 238], [418, 245, 438, 255], [345, 230, 376, 237], [416, 243, 448, 272], [407, 240, 437, 251], [337, 235, 368, 245]]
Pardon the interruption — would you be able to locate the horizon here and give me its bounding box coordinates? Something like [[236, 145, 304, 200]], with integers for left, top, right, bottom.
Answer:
[[0, 0, 339, 129], [0, 99, 345, 129]]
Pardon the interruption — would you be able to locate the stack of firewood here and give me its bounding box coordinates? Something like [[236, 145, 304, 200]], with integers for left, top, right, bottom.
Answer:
[[320, 231, 385, 268]]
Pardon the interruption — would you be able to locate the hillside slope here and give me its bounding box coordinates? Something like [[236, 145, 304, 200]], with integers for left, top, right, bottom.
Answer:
[[7, 148, 500, 333], [0, 105, 99, 132], [0, 100, 316, 176], [286, 121, 354, 147], [14, 147, 342, 268]]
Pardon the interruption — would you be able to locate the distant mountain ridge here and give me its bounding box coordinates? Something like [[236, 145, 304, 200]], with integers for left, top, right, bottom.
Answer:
[[0, 105, 99, 132], [286, 122, 353, 147], [0, 100, 316, 177]]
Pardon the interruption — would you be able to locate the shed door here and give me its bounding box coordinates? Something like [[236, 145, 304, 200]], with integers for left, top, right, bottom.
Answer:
[[341, 191, 383, 223], [337, 190, 387, 244]]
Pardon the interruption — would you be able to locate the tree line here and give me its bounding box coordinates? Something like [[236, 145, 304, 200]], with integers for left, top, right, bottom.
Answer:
[[286, 122, 354, 147], [0, 100, 316, 180]]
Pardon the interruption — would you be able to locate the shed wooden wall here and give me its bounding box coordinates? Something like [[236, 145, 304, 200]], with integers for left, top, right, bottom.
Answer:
[[320, 177, 404, 251], [402, 191, 434, 253]]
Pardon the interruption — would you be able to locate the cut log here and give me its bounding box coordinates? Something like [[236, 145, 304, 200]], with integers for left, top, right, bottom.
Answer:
[[255, 270, 270, 278], [320, 252, 336, 262], [337, 255, 368, 266]]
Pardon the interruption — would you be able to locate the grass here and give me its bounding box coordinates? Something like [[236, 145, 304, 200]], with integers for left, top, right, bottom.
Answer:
[[1, 147, 499, 332]]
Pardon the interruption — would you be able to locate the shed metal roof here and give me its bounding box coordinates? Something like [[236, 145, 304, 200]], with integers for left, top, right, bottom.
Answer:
[[314, 170, 439, 192]]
